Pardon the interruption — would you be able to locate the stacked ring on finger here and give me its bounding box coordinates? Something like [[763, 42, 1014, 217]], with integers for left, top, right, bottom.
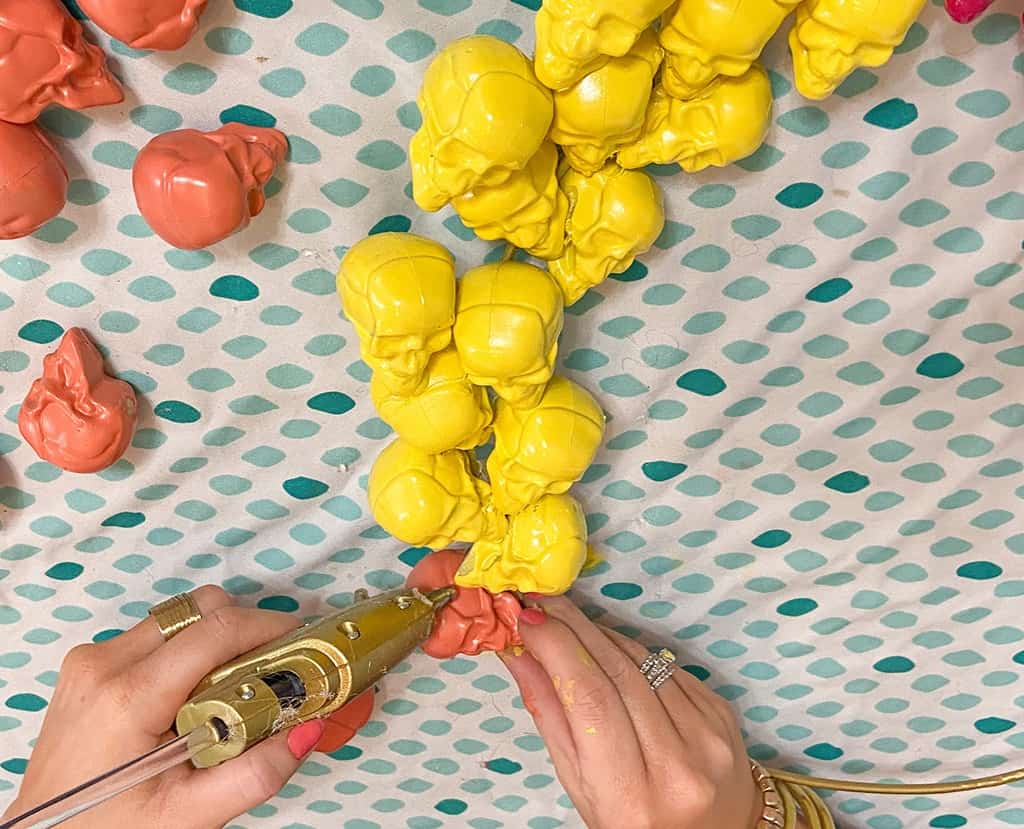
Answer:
[[148, 592, 203, 641], [639, 647, 677, 690]]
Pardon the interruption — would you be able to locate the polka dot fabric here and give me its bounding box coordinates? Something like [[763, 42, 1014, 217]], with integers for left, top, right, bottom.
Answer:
[[1, 1, 1023, 827]]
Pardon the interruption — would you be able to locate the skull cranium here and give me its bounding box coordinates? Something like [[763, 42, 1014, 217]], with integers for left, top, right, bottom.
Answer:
[[410, 36, 553, 212], [617, 67, 772, 173], [338, 233, 457, 395], [550, 162, 664, 305], [368, 439, 505, 550], [551, 28, 664, 175], [132, 123, 288, 250], [488, 376, 606, 515], [0, 0, 123, 123], [454, 262, 565, 409]]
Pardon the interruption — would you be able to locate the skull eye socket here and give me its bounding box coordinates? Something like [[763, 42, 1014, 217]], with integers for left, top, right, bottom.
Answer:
[[370, 334, 425, 359], [554, 19, 598, 56], [507, 363, 555, 388], [424, 330, 452, 353], [594, 18, 639, 54], [850, 42, 892, 64], [683, 149, 725, 172], [587, 227, 634, 258], [798, 18, 841, 49], [712, 56, 751, 77]]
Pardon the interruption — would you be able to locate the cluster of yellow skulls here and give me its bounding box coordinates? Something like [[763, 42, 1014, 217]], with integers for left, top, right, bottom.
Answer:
[[538, 0, 926, 108], [338, 234, 606, 596], [360, 0, 926, 600], [406, 2, 928, 302], [409, 34, 666, 308]]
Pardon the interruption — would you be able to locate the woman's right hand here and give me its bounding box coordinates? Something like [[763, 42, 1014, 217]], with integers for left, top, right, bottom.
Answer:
[[500, 594, 775, 829]]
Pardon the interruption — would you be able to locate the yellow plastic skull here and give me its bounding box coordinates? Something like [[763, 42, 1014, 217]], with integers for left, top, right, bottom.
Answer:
[[660, 0, 802, 99], [368, 439, 505, 550], [549, 162, 665, 305], [789, 0, 927, 100], [455, 493, 588, 595], [454, 262, 565, 409], [337, 233, 456, 395], [487, 376, 605, 515], [410, 36, 554, 212], [371, 345, 494, 455], [550, 28, 664, 175], [617, 66, 772, 173], [534, 0, 676, 90], [451, 141, 569, 259]]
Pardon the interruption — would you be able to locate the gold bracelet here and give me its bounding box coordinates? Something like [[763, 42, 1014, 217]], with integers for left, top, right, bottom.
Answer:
[[752, 761, 836, 829], [750, 760, 786, 828]]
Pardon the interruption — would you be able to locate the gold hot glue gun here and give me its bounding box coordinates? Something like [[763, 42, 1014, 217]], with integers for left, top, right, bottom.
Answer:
[[1, 585, 455, 829], [179, 585, 455, 767]]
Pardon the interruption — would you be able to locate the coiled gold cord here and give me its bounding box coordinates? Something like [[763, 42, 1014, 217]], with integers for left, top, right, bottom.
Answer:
[[768, 763, 1024, 795], [756, 760, 1024, 827]]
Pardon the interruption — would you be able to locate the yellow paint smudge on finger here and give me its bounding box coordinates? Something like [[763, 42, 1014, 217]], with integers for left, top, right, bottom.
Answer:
[[560, 678, 576, 711]]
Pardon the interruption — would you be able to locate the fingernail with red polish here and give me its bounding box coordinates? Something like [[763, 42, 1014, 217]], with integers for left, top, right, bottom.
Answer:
[[288, 719, 327, 759], [518, 608, 545, 626]]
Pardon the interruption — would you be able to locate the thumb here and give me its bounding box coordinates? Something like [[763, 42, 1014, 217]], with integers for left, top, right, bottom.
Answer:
[[179, 720, 325, 827]]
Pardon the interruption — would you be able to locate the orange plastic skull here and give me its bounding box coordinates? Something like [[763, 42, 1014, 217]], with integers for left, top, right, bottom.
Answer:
[[410, 36, 553, 212], [338, 233, 457, 396], [132, 123, 288, 250], [406, 549, 523, 658], [76, 0, 208, 51], [0, 0, 123, 123], [18, 328, 137, 474], [451, 141, 569, 259], [454, 262, 565, 409], [0, 120, 67, 240], [368, 439, 506, 550]]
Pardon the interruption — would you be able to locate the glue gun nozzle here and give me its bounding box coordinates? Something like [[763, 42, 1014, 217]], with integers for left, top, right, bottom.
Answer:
[[425, 586, 456, 610]]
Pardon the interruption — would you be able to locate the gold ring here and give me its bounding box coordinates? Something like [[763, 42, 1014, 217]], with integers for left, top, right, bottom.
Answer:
[[148, 592, 203, 641]]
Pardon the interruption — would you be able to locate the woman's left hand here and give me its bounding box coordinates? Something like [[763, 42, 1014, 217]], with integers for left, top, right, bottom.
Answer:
[[3, 586, 338, 829], [499, 594, 762, 829]]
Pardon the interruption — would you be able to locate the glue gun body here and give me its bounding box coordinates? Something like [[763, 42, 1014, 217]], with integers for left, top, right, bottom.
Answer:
[[176, 586, 454, 767]]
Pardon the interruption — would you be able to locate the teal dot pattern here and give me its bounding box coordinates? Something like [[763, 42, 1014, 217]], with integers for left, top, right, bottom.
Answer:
[[1, 2, 1023, 827]]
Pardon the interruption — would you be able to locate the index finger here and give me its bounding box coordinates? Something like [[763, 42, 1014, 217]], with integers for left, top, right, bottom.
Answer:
[[514, 609, 646, 782], [120, 606, 301, 734]]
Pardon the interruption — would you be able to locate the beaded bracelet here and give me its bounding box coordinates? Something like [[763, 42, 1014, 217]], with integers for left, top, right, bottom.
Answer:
[[751, 761, 836, 829]]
